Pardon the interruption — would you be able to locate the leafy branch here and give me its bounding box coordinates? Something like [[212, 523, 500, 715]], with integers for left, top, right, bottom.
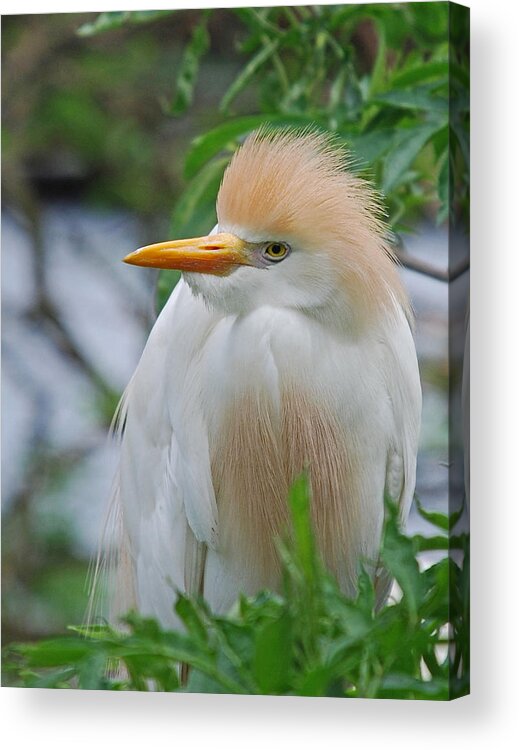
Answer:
[[75, 5, 468, 312], [76, 4, 468, 240], [3, 477, 469, 699]]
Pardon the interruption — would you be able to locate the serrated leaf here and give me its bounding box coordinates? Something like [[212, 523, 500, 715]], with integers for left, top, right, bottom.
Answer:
[[19, 638, 95, 668]]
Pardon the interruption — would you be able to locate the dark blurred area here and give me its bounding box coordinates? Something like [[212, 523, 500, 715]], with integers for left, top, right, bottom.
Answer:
[[2, 10, 247, 217]]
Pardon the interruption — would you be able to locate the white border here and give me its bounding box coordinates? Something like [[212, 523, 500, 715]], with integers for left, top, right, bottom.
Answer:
[[2, 1, 519, 748]]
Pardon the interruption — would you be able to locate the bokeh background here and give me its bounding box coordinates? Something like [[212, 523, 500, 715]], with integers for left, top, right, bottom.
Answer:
[[2, 5, 467, 644]]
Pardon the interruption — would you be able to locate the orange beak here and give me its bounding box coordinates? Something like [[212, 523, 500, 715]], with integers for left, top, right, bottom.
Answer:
[[123, 232, 252, 276]]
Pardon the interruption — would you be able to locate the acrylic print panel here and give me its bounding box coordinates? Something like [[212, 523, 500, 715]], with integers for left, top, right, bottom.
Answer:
[[1, 2, 469, 699]]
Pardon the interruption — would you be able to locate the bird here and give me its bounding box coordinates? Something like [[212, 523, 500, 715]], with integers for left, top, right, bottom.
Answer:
[[96, 128, 421, 628]]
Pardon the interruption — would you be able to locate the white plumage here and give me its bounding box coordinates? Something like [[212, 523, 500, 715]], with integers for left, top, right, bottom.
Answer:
[[100, 129, 421, 628]]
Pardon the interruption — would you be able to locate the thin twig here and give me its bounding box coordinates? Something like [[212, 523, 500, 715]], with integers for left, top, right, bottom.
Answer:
[[395, 248, 469, 283]]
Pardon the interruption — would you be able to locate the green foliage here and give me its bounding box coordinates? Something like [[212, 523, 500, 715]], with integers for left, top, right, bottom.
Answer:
[[3, 4, 468, 265], [160, 3, 460, 233], [74, 3, 463, 309], [3, 477, 469, 699], [1, 6, 468, 675], [170, 13, 211, 115], [77, 10, 176, 37]]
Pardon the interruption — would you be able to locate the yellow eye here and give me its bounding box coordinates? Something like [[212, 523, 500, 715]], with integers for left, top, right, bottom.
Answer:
[[264, 242, 289, 262]]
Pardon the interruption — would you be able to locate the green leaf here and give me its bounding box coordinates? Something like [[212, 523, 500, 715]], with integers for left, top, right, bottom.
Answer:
[[380, 502, 423, 619], [412, 534, 468, 552], [450, 121, 470, 169], [377, 673, 448, 700], [185, 116, 272, 179], [288, 474, 317, 582], [431, 125, 449, 158], [414, 534, 449, 552], [415, 496, 449, 532], [77, 10, 175, 37], [185, 114, 322, 179], [25, 667, 78, 689], [4, 477, 467, 696], [382, 121, 442, 192], [77, 12, 128, 36], [18, 638, 94, 668], [186, 669, 228, 694], [172, 155, 229, 236], [220, 39, 280, 113], [175, 595, 209, 643], [356, 567, 376, 615], [171, 17, 210, 116], [68, 623, 119, 641], [373, 88, 448, 114], [446, 504, 466, 533], [369, 22, 387, 96], [346, 128, 394, 167], [252, 612, 292, 693], [296, 664, 338, 697], [233, 7, 284, 40], [77, 651, 109, 690], [449, 61, 470, 88], [390, 61, 449, 89], [328, 68, 347, 116], [125, 11, 177, 25]]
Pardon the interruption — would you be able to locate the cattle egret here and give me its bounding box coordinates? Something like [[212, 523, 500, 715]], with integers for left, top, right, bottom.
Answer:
[[101, 129, 421, 627]]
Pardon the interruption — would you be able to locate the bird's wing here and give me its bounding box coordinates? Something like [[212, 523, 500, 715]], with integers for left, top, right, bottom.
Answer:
[[109, 279, 220, 626], [383, 314, 422, 520], [375, 311, 422, 606]]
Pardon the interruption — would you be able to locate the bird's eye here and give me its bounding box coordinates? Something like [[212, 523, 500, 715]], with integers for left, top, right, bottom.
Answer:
[[263, 242, 289, 262]]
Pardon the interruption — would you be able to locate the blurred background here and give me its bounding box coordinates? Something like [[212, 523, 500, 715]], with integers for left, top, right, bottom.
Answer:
[[2, 5, 468, 644]]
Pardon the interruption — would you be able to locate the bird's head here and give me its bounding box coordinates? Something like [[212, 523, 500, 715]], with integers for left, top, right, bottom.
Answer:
[[124, 128, 409, 329]]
